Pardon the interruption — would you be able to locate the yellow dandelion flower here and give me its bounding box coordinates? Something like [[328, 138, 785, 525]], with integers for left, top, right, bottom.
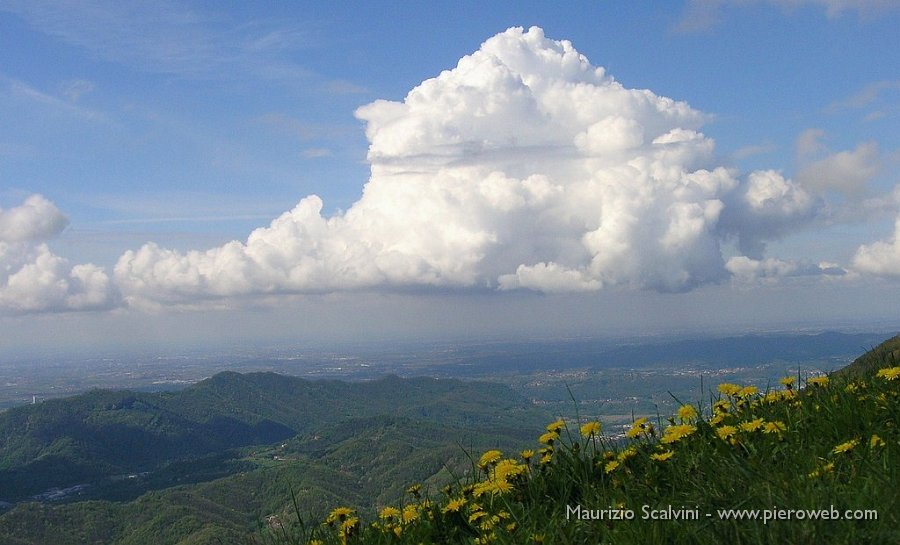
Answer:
[[406, 483, 421, 496], [780, 376, 795, 388], [339, 517, 359, 535], [661, 424, 696, 444], [808, 462, 834, 478], [472, 480, 492, 497], [739, 418, 765, 433], [617, 446, 638, 462], [845, 382, 860, 393], [402, 504, 419, 523], [379, 506, 400, 520], [546, 419, 565, 432], [492, 459, 526, 483], [677, 404, 698, 422], [442, 498, 466, 513], [870, 434, 886, 448], [539, 452, 553, 465], [876, 366, 900, 381], [506, 521, 518, 532], [737, 385, 758, 398], [604, 460, 620, 474], [763, 421, 786, 435], [539, 431, 559, 445], [521, 449, 535, 462], [832, 439, 859, 454], [808, 376, 829, 387], [469, 510, 487, 523], [491, 478, 513, 494], [718, 383, 741, 396], [580, 421, 602, 437], [710, 413, 726, 426], [479, 449, 502, 468], [326, 507, 354, 524], [625, 417, 652, 438], [530, 534, 546, 544], [713, 400, 730, 414], [650, 450, 675, 461], [716, 425, 738, 441]]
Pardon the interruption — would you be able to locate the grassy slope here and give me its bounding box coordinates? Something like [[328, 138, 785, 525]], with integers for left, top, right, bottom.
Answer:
[[277, 339, 900, 545]]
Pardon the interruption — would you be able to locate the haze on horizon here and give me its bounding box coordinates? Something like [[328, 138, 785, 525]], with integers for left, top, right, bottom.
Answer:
[[1, 2, 899, 355]]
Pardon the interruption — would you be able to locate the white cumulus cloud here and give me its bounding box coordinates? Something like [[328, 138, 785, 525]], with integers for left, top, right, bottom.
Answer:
[[114, 26, 824, 305], [0, 195, 115, 313]]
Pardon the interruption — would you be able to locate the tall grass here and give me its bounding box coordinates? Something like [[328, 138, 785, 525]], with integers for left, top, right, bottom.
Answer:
[[258, 354, 899, 544]]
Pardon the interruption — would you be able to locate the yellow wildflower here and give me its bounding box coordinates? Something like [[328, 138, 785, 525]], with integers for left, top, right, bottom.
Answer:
[[402, 504, 419, 523], [870, 435, 886, 448], [326, 507, 354, 524], [580, 421, 602, 437], [491, 479, 513, 494], [650, 450, 675, 461], [469, 510, 487, 523], [718, 383, 741, 396], [710, 413, 726, 426], [677, 404, 698, 422], [406, 484, 421, 497], [661, 424, 696, 444], [832, 439, 859, 454], [617, 446, 638, 462], [339, 517, 359, 535], [379, 506, 400, 520], [713, 400, 730, 414], [716, 425, 738, 441], [442, 498, 466, 513], [808, 376, 829, 387], [737, 385, 758, 398], [521, 449, 535, 462], [779, 376, 795, 388], [808, 462, 834, 478], [494, 459, 526, 481], [763, 421, 786, 435], [479, 449, 502, 468], [604, 460, 620, 474], [625, 417, 652, 438], [739, 418, 765, 433], [546, 419, 565, 432], [876, 366, 900, 381], [539, 431, 559, 445]]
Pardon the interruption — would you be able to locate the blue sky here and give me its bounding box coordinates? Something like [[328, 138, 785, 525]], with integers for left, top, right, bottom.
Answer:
[[1, 1, 899, 354]]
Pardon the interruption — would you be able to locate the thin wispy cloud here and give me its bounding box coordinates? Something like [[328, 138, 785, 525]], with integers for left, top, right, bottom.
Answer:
[[673, 0, 900, 33], [0, 0, 341, 89]]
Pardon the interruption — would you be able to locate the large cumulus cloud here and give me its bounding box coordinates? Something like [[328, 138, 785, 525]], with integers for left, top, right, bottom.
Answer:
[[115, 26, 820, 305], [0, 194, 114, 313]]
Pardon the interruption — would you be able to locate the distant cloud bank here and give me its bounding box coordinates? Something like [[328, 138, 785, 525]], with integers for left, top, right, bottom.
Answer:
[[2, 26, 897, 313], [0, 195, 114, 312]]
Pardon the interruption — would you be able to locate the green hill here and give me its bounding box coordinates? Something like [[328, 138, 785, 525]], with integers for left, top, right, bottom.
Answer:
[[0, 373, 549, 544], [0, 372, 544, 502]]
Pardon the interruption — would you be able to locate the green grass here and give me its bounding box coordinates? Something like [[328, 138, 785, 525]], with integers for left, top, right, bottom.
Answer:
[[262, 346, 900, 545]]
